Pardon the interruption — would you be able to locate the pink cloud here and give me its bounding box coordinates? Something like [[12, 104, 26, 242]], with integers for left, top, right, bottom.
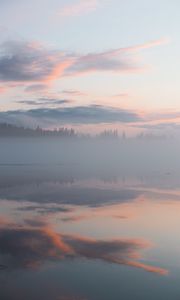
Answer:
[[58, 0, 99, 17], [0, 38, 168, 92], [122, 37, 170, 53], [64, 38, 169, 76], [44, 59, 74, 82]]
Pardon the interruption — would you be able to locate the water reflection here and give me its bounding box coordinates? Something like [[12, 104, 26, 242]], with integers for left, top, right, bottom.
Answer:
[[0, 220, 167, 275], [0, 165, 180, 299]]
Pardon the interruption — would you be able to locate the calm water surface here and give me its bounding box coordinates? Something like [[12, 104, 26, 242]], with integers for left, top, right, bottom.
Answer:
[[0, 163, 180, 300]]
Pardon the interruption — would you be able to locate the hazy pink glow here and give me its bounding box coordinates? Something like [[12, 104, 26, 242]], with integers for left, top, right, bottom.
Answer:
[[58, 0, 99, 17], [112, 93, 129, 98], [44, 59, 75, 83], [0, 86, 6, 94]]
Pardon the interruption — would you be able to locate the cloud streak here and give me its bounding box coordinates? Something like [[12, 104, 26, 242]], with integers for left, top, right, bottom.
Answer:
[[25, 84, 48, 93], [65, 38, 167, 76], [17, 98, 70, 107], [62, 89, 87, 96], [0, 38, 166, 88], [0, 105, 142, 126]]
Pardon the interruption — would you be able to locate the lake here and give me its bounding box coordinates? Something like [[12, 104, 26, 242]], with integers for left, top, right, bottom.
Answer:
[[0, 139, 180, 299]]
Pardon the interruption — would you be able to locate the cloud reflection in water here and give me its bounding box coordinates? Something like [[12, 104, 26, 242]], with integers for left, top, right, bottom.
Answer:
[[0, 223, 167, 275]]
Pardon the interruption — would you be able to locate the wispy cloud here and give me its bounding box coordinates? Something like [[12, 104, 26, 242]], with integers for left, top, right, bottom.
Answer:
[[0, 40, 72, 84], [25, 84, 48, 93], [0, 105, 142, 127], [17, 98, 71, 107], [135, 111, 180, 131], [0, 38, 167, 90], [136, 122, 180, 131], [58, 0, 99, 17], [65, 38, 168, 76], [123, 38, 169, 53], [62, 89, 87, 96]]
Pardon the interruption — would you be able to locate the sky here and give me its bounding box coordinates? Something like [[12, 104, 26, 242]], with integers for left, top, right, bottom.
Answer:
[[0, 0, 180, 134]]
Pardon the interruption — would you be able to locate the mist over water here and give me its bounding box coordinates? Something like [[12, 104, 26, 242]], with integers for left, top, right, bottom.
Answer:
[[0, 137, 179, 170], [1, 0, 180, 298], [0, 137, 180, 299]]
